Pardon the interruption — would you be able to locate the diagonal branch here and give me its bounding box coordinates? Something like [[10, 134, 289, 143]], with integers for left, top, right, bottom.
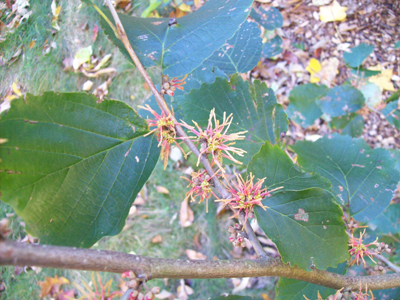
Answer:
[[1, 239, 400, 291], [103, 0, 267, 258]]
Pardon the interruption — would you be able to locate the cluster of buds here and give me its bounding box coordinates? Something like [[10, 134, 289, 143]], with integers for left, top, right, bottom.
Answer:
[[185, 109, 247, 172], [139, 104, 192, 169], [128, 287, 160, 300], [121, 271, 160, 300], [122, 271, 138, 290], [161, 75, 187, 96], [228, 224, 247, 248], [345, 218, 367, 234], [181, 169, 221, 212], [372, 242, 391, 254], [372, 262, 388, 274], [217, 173, 282, 224], [348, 230, 381, 267]]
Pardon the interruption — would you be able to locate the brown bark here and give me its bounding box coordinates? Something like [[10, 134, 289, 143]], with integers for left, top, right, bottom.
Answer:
[[1, 239, 400, 291]]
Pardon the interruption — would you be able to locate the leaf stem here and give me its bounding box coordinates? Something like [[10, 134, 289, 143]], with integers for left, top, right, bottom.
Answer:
[[104, 0, 267, 258], [385, 87, 400, 103]]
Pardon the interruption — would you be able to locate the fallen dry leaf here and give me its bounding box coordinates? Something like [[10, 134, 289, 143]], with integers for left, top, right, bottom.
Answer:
[[156, 185, 169, 194], [128, 205, 137, 216], [38, 275, 70, 298], [151, 234, 163, 244], [232, 277, 250, 294], [185, 249, 207, 260], [306, 57, 338, 87], [177, 279, 194, 300], [28, 39, 35, 48], [179, 200, 194, 227], [261, 294, 272, 300], [178, 3, 192, 12], [306, 58, 321, 83], [73, 45, 92, 70], [368, 65, 396, 92], [155, 290, 174, 299], [319, 0, 347, 23], [82, 80, 93, 91], [1, 82, 23, 113], [92, 78, 112, 103], [51, 0, 61, 31]]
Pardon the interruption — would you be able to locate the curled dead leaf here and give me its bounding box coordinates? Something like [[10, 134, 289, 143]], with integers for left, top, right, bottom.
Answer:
[[156, 186, 169, 194], [319, 0, 347, 23], [151, 234, 163, 244], [82, 80, 93, 91], [38, 275, 70, 298], [177, 279, 194, 300], [179, 200, 194, 227], [155, 289, 173, 299], [185, 249, 207, 260]]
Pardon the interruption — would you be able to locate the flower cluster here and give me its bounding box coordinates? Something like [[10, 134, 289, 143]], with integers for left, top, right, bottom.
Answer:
[[122, 271, 160, 300], [139, 104, 189, 169], [161, 75, 187, 96], [217, 173, 282, 224], [348, 230, 380, 267], [228, 224, 247, 248], [352, 285, 375, 300], [181, 169, 221, 212], [185, 108, 247, 172]]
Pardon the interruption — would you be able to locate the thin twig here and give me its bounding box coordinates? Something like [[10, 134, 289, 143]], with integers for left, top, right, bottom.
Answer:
[[371, 253, 400, 273], [1, 239, 400, 291], [104, 0, 267, 258]]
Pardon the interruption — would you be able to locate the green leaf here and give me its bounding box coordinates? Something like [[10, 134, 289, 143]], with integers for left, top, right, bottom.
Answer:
[[141, 0, 162, 18], [248, 142, 332, 192], [262, 35, 283, 58], [343, 43, 374, 68], [382, 101, 400, 129], [178, 75, 288, 165], [276, 263, 347, 300], [250, 7, 282, 30], [317, 85, 365, 118], [202, 21, 262, 75], [286, 83, 328, 127], [395, 41, 400, 49], [140, 65, 228, 121], [249, 142, 347, 271], [389, 149, 400, 172], [0, 92, 159, 247], [330, 113, 364, 137], [359, 82, 382, 108], [292, 134, 400, 222], [211, 296, 252, 300], [350, 67, 381, 78], [255, 188, 348, 271], [375, 288, 400, 300], [369, 203, 400, 235], [100, 0, 253, 77]]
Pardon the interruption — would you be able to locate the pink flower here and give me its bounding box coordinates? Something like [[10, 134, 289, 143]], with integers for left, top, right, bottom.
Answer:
[[139, 104, 191, 169], [216, 173, 282, 224], [181, 169, 221, 212], [184, 108, 247, 172], [348, 230, 379, 267], [161, 75, 187, 96]]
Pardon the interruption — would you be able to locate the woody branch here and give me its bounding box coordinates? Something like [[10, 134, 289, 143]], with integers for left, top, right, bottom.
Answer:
[[1, 239, 400, 291]]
